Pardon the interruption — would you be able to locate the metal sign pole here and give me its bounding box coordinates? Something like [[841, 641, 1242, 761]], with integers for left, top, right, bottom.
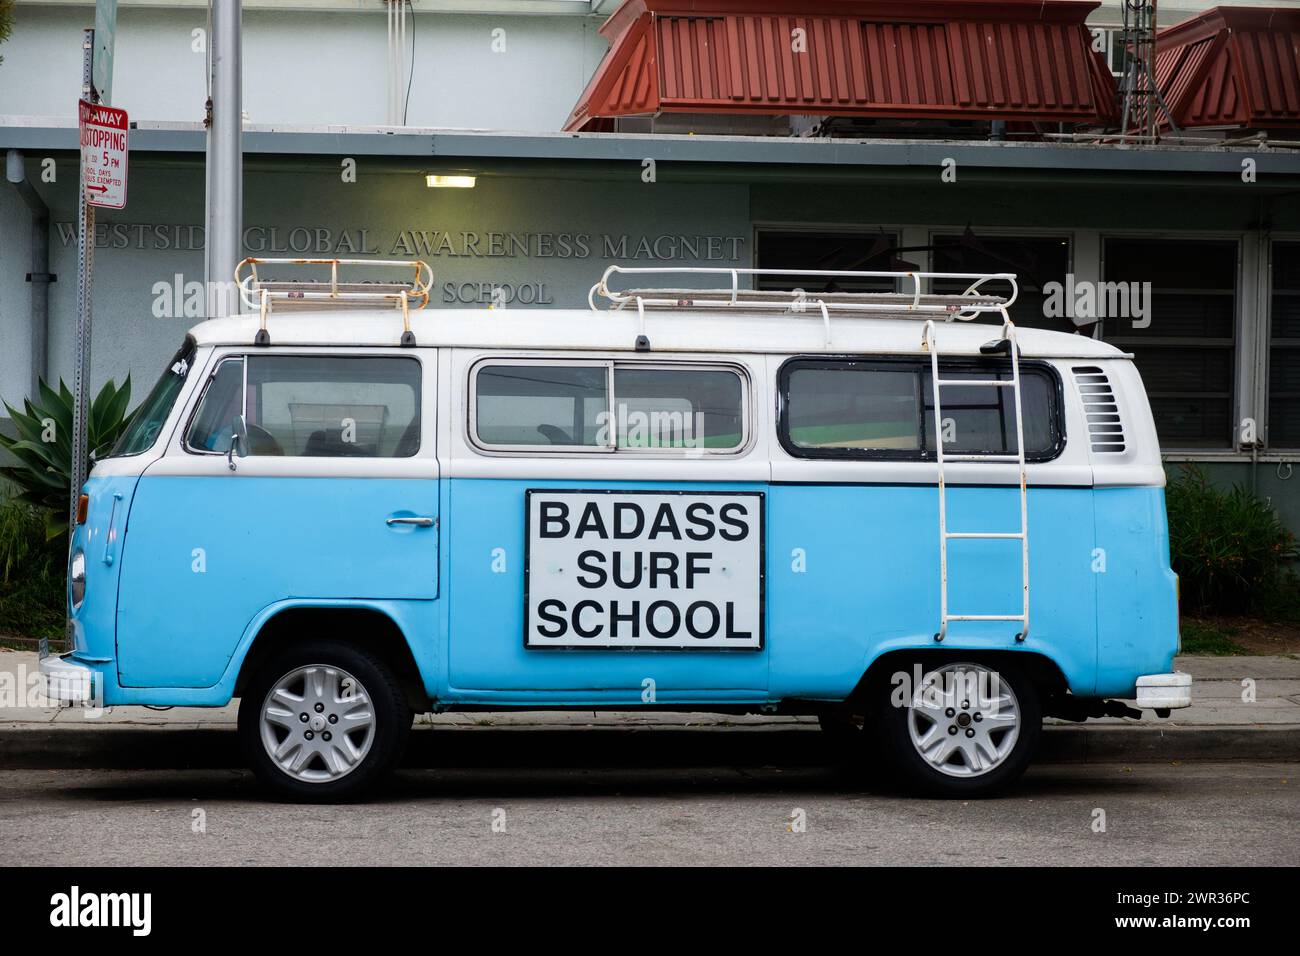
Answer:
[[205, 0, 243, 317], [69, 28, 96, 543]]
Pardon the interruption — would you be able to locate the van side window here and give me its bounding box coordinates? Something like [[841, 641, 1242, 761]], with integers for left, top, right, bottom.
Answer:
[[785, 365, 920, 451], [613, 367, 745, 451], [780, 358, 1063, 461], [186, 355, 422, 458], [187, 358, 245, 454], [920, 368, 1059, 458], [474, 364, 609, 447], [471, 361, 748, 453]]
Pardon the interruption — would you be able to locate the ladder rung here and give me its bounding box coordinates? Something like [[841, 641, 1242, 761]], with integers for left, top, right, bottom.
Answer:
[[945, 532, 1024, 539], [935, 379, 1015, 387], [946, 615, 1027, 622]]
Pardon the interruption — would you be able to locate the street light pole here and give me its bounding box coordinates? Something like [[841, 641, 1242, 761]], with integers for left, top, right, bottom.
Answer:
[[204, 0, 242, 316]]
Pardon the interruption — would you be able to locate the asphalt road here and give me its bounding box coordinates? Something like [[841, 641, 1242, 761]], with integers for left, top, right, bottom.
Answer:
[[0, 734, 1295, 865]]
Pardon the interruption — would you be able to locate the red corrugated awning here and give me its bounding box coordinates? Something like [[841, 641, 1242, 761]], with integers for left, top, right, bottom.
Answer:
[[1156, 6, 1300, 129], [563, 0, 1118, 132]]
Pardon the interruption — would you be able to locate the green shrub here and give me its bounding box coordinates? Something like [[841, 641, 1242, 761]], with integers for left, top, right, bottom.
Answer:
[[0, 493, 55, 584], [0, 494, 64, 642], [0, 1, 13, 65], [1166, 465, 1295, 614], [1257, 570, 1300, 625], [0, 376, 133, 542], [1177, 619, 1247, 656]]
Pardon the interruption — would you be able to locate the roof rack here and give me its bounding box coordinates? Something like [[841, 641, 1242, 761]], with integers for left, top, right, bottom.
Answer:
[[589, 266, 1017, 318], [235, 257, 434, 346]]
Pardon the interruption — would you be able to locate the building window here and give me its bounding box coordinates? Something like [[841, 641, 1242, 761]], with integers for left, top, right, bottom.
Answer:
[[1269, 241, 1300, 448], [778, 358, 1063, 461], [930, 234, 1072, 332], [1102, 238, 1238, 449], [754, 230, 901, 293]]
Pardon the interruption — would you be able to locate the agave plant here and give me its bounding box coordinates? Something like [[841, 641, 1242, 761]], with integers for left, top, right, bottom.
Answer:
[[0, 377, 134, 540]]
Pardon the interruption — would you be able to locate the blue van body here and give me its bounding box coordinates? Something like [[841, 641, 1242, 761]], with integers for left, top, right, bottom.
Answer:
[[57, 312, 1180, 714]]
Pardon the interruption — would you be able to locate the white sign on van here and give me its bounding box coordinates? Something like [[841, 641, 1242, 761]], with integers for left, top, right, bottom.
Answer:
[[525, 490, 763, 650]]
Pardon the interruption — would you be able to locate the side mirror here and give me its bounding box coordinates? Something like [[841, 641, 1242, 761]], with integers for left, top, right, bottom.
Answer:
[[227, 414, 249, 471]]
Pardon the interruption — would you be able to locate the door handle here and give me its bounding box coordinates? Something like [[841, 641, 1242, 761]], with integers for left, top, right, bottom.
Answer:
[[386, 516, 435, 527], [102, 492, 124, 565]]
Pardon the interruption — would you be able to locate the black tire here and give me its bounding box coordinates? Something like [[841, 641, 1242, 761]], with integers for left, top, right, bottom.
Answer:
[[238, 639, 412, 802], [872, 657, 1041, 797]]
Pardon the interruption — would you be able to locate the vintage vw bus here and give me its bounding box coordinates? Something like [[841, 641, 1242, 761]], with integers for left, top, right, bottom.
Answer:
[[42, 260, 1190, 800]]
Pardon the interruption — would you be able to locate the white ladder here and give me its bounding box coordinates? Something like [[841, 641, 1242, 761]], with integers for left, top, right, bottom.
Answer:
[[922, 313, 1030, 644]]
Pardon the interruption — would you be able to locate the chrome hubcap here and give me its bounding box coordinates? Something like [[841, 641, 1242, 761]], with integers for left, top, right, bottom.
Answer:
[[259, 665, 375, 783], [905, 662, 1020, 778]]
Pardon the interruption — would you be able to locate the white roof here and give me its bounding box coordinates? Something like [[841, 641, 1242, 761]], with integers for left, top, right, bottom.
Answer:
[[187, 308, 1127, 360]]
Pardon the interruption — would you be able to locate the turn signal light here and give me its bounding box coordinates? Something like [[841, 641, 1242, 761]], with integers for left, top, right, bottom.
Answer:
[[76, 494, 89, 525]]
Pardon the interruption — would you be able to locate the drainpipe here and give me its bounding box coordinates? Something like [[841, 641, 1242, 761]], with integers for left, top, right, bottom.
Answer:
[[5, 150, 53, 397]]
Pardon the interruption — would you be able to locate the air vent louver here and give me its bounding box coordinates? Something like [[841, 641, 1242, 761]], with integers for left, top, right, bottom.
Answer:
[[1072, 366, 1126, 453]]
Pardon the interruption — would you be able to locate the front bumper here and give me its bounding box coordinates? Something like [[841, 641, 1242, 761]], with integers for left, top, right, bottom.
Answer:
[[1134, 671, 1192, 710], [39, 653, 97, 704]]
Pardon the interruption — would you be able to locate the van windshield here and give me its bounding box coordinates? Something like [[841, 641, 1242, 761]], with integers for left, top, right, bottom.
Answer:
[[107, 336, 196, 458]]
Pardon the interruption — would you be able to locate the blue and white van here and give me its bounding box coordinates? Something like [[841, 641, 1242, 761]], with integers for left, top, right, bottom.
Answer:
[[42, 261, 1190, 800]]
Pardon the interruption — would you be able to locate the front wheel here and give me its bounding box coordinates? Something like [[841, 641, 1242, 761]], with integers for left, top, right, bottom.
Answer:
[[874, 659, 1040, 797], [238, 640, 412, 802]]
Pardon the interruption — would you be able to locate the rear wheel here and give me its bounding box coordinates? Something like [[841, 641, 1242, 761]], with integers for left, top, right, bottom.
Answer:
[[874, 658, 1040, 797], [238, 640, 412, 802]]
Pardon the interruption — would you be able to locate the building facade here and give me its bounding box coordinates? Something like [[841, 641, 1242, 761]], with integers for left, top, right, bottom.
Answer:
[[2, 0, 1300, 532]]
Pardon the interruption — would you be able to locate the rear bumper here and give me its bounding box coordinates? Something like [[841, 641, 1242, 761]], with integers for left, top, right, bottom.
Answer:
[[39, 653, 97, 704], [1134, 671, 1192, 710]]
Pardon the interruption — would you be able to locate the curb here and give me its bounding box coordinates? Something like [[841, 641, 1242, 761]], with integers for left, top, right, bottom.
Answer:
[[1038, 724, 1300, 763], [0, 723, 1296, 770]]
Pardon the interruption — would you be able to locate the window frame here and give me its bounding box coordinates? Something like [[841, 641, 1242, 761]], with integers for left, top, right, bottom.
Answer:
[[181, 351, 425, 459], [1099, 234, 1242, 452], [927, 231, 1074, 333], [1266, 237, 1300, 451], [467, 356, 753, 457], [753, 224, 904, 295], [776, 355, 1067, 463], [106, 334, 198, 459], [182, 354, 246, 457]]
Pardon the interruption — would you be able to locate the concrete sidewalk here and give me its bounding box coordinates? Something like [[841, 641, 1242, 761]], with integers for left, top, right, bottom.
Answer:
[[1, 650, 1297, 765]]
